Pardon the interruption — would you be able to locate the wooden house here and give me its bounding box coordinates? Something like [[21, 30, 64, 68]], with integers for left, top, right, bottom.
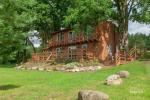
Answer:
[[32, 21, 124, 65]]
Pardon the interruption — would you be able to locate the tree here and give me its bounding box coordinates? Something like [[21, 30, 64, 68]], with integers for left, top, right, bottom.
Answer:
[[113, 0, 150, 49], [0, 0, 37, 63], [64, 0, 150, 50], [64, 0, 113, 33], [33, 0, 75, 47], [129, 33, 146, 51]]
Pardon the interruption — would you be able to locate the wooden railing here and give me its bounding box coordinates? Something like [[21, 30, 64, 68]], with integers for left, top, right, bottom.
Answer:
[[115, 47, 142, 65], [32, 52, 55, 62], [49, 35, 97, 47], [129, 47, 136, 57], [32, 49, 95, 62], [115, 52, 121, 65]]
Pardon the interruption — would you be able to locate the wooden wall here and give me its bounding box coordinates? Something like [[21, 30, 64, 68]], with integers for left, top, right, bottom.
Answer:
[[41, 21, 119, 62], [93, 21, 119, 62]]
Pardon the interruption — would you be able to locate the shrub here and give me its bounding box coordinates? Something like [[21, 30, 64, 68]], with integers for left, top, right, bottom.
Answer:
[[65, 62, 81, 68], [140, 51, 150, 60]]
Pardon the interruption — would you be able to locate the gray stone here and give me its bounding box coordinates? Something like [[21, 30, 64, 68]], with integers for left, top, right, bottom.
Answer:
[[46, 69, 52, 72], [106, 74, 122, 85], [16, 65, 22, 69], [78, 90, 109, 100], [96, 66, 102, 70], [117, 71, 130, 78], [55, 67, 65, 71], [31, 67, 38, 70], [21, 67, 25, 70], [38, 68, 44, 71], [27, 67, 32, 70], [72, 68, 80, 72]]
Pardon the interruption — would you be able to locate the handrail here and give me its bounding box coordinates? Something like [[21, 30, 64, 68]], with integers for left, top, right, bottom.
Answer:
[[48, 35, 97, 47], [129, 47, 136, 56], [46, 52, 52, 61], [115, 52, 120, 65]]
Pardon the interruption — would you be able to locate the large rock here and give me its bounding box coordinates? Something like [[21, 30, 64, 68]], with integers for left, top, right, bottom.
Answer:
[[117, 71, 130, 78], [15, 65, 22, 70], [31, 67, 38, 70], [78, 90, 109, 100], [38, 68, 45, 71], [106, 74, 122, 85]]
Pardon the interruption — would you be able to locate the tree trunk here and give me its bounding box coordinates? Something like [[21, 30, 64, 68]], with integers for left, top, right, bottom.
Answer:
[[22, 37, 28, 63], [117, 0, 129, 51], [27, 37, 36, 53]]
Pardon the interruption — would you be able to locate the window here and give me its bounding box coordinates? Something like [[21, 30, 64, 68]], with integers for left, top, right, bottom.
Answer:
[[82, 44, 88, 49], [57, 33, 64, 42], [68, 46, 77, 60], [94, 42, 98, 49], [56, 47, 62, 57], [48, 48, 51, 52], [69, 32, 75, 39], [86, 26, 93, 39]]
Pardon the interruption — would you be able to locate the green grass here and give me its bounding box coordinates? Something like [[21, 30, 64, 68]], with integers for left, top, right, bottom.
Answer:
[[0, 61, 150, 100]]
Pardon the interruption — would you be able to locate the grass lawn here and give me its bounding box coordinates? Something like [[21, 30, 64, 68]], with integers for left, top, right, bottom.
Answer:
[[0, 61, 150, 100]]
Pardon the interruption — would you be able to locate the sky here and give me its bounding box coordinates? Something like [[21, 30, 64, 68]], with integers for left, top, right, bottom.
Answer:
[[129, 21, 150, 35], [33, 21, 150, 47]]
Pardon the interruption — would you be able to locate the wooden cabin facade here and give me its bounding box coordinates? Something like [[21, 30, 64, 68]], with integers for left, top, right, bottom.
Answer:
[[32, 21, 122, 64]]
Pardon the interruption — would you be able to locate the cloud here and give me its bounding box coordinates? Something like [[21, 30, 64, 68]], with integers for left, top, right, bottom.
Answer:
[[34, 44, 40, 47], [29, 36, 41, 47], [129, 21, 150, 35]]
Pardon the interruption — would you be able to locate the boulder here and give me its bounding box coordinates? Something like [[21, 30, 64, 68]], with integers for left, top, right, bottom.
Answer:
[[15, 65, 22, 70], [27, 67, 32, 70], [38, 68, 45, 71], [117, 71, 130, 78], [72, 68, 80, 72], [96, 66, 102, 70], [78, 90, 109, 100], [55, 67, 65, 71], [46, 69, 52, 72], [21, 67, 25, 70], [31, 67, 38, 70], [106, 74, 122, 85]]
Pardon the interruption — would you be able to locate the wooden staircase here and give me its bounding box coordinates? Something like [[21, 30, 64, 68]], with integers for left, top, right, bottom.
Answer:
[[115, 47, 141, 65]]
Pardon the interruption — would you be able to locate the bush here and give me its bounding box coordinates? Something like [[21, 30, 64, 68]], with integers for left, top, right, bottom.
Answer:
[[82, 59, 100, 67], [65, 62, 81, 68], [140, 51, 150, 60]]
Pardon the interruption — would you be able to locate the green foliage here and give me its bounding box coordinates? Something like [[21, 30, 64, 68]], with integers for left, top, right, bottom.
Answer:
[[32, 0, 74, 47], [130, 0, 150, 23], [140, 51, 150, 60], [0, 0, 149, 64], [65, 62, 81, 68], [0, 0, 37, 64], [64, 0, 113, 33], [129, 33, 150, 50], [63, 59, 100, 68]]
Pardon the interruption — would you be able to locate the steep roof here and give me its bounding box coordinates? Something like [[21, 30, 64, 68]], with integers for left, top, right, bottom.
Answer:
[[51, 28, 71, 35]]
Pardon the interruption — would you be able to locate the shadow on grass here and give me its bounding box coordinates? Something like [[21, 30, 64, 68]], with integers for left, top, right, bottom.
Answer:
[[0, 84, 21, 90], [0, 64, 15, 68]]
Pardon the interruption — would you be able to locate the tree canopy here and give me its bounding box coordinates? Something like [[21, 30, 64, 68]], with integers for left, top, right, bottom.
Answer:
[[0, 0, 37, 63], [64, 0, 113, 32], [0, 0, 149, 64]]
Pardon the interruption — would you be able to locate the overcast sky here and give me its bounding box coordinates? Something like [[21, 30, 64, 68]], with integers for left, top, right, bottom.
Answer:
[[129, 21, 150, 35]]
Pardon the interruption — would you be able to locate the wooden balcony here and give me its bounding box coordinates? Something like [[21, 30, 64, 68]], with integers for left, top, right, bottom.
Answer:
[[32, 49, 96, 62], [48, 35, 98, 48]]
